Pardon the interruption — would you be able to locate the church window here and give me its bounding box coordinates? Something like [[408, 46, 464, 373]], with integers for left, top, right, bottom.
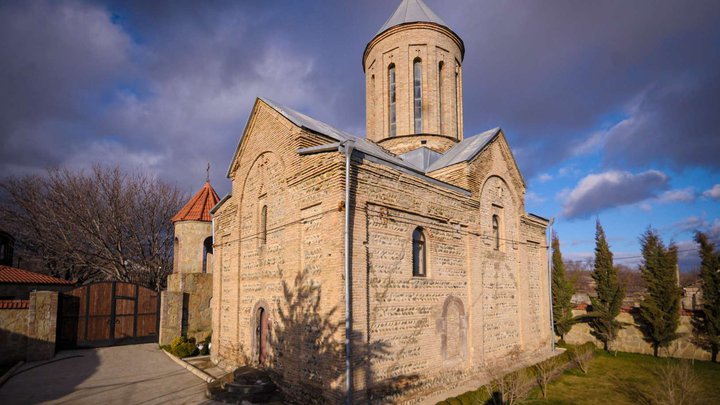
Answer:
[[412, 227, 426, 277], [202, 236, 213, 273], [455, 63, 461, 138], [413, 58, 423, 133], [388, 64, 396, 137], [438, 61, 444, 132], [260, 205, 268, 246], [173, 237, 180, 272], [492, 215, 500, 250]]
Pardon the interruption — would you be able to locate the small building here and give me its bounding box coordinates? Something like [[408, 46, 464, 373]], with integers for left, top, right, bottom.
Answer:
[[159, 181, 219, 345]]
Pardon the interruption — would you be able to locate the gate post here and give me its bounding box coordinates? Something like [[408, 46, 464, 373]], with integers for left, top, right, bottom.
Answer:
[[159, 291, 183, 346], [26, 291, 59, 362]]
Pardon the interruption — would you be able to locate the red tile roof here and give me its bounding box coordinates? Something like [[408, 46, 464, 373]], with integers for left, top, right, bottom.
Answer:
[[172, 182, 220, 223], [0, 265, 74, 285], [0, 300, 29, 309]]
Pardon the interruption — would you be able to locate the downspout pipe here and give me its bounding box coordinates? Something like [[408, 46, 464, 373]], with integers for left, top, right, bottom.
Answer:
[[547, 217, 555, 352], [343, 140, 355, 404]]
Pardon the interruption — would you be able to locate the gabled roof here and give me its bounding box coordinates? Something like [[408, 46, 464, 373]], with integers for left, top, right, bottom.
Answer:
[[426, 127, 500, 172], [0, 265, 74, 285], [172, 182, 220, 223], [399, 147, 442, 171], [261, 98, 423, 174], [377, 0, 448, 35]]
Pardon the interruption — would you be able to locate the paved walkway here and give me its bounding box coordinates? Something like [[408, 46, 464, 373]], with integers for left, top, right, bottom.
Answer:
[[0, 344, 212, 404]]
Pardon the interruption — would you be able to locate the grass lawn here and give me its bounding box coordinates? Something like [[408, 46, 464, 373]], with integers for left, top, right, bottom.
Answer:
[[526, 350, 720, 404]]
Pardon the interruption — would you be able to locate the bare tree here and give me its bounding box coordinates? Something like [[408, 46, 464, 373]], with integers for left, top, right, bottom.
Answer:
[[486, 346, 534, 405], [0, 166, 185, 290]]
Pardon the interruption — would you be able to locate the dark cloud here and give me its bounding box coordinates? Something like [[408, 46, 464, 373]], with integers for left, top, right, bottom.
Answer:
[[0, 0, 718, 194], [561, 170, 669, 219]]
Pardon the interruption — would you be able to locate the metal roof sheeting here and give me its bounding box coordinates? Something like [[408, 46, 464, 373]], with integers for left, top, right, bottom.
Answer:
[[426, 128, 500, 172], [377, 0, 448, 35]]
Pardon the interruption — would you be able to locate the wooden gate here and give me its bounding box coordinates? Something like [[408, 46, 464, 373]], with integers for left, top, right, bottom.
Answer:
[[58, 281, 160, 348]]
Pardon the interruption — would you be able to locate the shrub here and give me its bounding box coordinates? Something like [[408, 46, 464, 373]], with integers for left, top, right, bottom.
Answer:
[[164, 335, 199, 358], [199, 332, 212, 355]]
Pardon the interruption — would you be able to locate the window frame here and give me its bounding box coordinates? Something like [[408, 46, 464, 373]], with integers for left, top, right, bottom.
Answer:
[[412, 227, 427, 277], [413, 58, 423, 133], [388, 63, 397, 137]]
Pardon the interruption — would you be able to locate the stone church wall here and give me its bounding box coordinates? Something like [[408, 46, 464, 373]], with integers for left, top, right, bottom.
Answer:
[[212, 104, 348, 403]]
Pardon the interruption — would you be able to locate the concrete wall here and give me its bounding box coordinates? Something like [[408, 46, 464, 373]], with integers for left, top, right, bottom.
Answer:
[[564, 309, 711, 361]]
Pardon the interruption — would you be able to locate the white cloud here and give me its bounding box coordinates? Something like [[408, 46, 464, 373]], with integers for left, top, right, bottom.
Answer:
[[561, 169, 669, 218], [526, 191, 546, 203], [537, 173, 552, 183], [703, 184, 720, 200], [657, 187, 695, 203]]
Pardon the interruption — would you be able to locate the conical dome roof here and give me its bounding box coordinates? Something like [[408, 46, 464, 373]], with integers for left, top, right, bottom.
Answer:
[[376, 0, 448, 35], [172, 182, 220, 223]]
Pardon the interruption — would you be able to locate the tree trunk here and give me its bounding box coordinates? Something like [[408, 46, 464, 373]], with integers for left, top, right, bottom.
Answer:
[[712, 348, 718, 363], [653, 345, 659, 357]]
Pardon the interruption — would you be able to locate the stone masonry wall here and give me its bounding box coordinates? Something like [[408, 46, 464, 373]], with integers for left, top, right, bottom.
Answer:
[[174, 220, 213, 274], [565, 309, 711, 361], [0, 306, 28, 365], [364, 24, 464, 142], [213, 102, 346, 403], [26, 291, 59, 362]]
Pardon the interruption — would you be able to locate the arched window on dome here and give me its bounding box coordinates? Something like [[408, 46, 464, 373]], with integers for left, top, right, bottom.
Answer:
[[413, 58, 423, 133], [438, 61, 444, 132], [388, 64, 396, 137], [412, 227, 427, 277]]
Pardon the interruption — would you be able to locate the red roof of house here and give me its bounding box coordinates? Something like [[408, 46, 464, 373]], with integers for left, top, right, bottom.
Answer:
[[0, 300, 30, 309], [0, 265, 74, 285], [172, 182, 220, 223]]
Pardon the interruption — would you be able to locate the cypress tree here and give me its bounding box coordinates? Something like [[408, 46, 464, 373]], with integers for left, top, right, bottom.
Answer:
[[637, 228, 682, 357], [589, 220, 625, 350], [552, 232, 575, 341], [693, 232, 720, 362]]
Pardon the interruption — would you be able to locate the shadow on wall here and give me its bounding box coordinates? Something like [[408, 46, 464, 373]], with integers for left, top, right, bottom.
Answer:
[[0, 340, 100, 403], [269, 269, 421, 404]]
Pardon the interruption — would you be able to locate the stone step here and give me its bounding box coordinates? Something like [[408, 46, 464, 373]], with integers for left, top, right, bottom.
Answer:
[[225, 380, 276, 394]]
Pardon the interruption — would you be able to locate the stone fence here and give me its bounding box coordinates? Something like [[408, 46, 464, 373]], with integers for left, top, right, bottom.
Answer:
[[564, 306, 710, 361], [0, 291, 59, 365]]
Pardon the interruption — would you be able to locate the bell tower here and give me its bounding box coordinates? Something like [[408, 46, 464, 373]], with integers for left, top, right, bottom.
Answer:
[[363, 0, 464, 155]]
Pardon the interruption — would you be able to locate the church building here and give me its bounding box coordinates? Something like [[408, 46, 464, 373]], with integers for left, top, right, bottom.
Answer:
[[210, 0, 553, 403]]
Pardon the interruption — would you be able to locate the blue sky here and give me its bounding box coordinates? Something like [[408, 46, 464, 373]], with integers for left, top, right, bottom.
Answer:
[[0, 0, 718, 270]]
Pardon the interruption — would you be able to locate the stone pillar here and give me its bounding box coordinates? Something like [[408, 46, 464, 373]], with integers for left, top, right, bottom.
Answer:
[[159, 291, 183, 346], [26, 291, 58, 362]]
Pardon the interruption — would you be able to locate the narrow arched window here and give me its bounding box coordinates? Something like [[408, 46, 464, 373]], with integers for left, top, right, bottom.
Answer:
[[492, 215, 500, 250], [202, 236, 213, 273], [173, 237, 180, 272], [260, 205, 268, 245], [455, 62, 461, 138], [413, 58, 422, 133], [388, 64, 396, 137], [412, 227, 426, 277], [438, 61, 444, 132]]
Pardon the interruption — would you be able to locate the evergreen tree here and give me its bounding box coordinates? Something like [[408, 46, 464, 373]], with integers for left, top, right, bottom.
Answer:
[[637, 228, 682, 357], [693, 232, 720, 362], [588, 220, 625, 350], [552, 232, 575, 341]]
